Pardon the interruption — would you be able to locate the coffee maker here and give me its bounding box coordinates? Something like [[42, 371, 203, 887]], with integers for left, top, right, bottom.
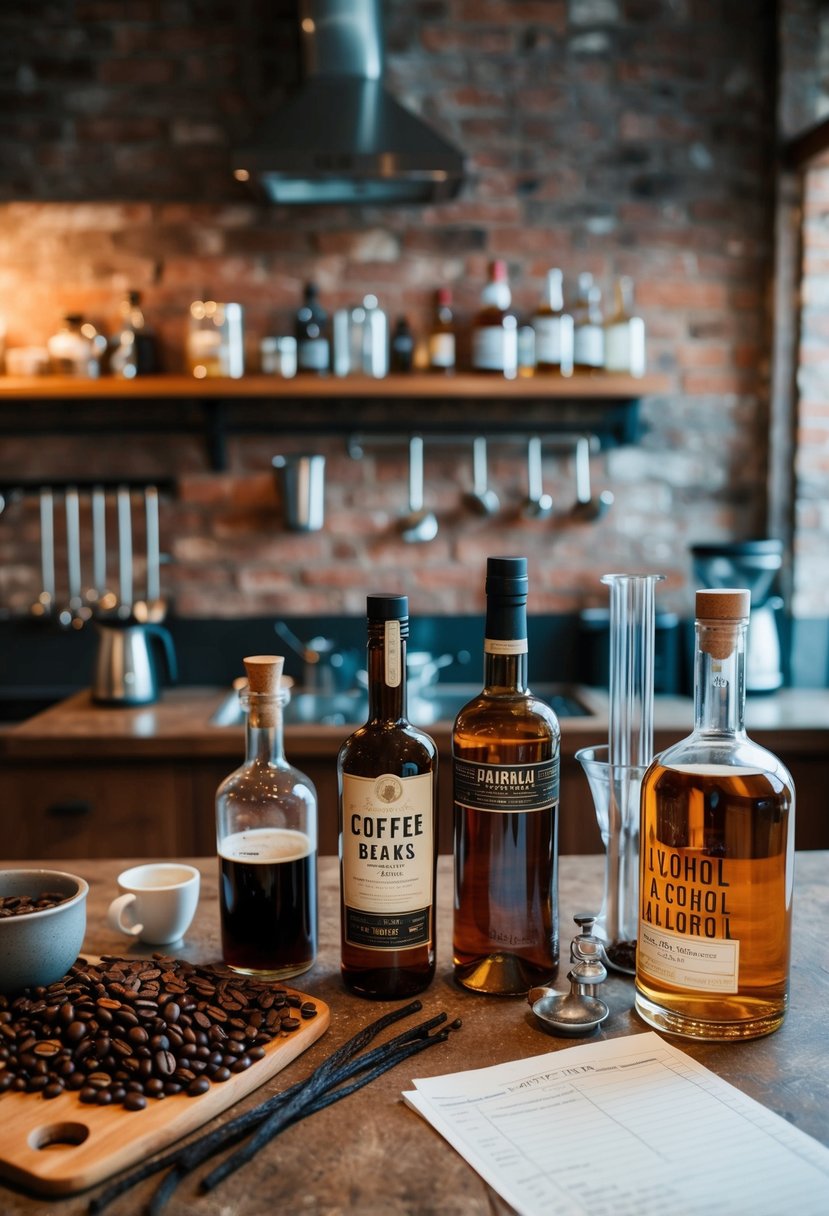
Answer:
[[690, 539, 785, 693]]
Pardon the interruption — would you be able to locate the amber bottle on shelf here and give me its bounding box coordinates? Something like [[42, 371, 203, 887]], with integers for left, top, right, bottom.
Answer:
[[338, 594, 438, 999], [453, 556, 561, 995], [470, 260, 518, 378]]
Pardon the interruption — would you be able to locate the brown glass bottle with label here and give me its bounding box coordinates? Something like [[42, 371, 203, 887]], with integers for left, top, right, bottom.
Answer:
[[635, 589, 794, 1040], [453, 557, 560, 995], [338, 594, 438, 999]]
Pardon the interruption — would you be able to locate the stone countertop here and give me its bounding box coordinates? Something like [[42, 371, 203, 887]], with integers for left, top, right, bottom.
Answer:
[[0, 853, 826, 1215], [1, 686, 828, 762]]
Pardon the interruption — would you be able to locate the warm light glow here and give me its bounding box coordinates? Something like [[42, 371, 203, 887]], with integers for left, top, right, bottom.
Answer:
[[233, 168, 250, 182], [301, 17, 315, 33]]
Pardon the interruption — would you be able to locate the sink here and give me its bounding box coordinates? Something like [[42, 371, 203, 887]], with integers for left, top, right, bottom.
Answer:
[[210, 683, 595, 728]]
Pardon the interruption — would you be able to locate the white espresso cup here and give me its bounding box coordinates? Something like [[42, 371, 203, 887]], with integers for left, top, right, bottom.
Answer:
[[107, 863, 200, 945]]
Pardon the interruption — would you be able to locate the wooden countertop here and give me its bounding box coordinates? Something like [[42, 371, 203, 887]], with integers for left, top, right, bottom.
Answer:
[[0, 853, 826, 1215], [1, 686, 828, 761]]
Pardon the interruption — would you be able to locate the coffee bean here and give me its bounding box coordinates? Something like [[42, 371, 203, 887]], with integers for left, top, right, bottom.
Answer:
[[0, 956, 313, 1112], [187, 1077, 210, 1097]]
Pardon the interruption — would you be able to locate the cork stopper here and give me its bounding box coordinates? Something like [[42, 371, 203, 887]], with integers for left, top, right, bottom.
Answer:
[[242, 655, 284, 727], [696, 589, 750, 660]]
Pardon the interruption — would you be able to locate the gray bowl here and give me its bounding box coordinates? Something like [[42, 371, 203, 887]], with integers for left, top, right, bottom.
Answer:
[[0, 869, 88, 994]]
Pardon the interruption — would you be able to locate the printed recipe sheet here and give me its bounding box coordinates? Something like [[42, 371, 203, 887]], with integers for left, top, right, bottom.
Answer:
[[404, 1031, 829, 1216]]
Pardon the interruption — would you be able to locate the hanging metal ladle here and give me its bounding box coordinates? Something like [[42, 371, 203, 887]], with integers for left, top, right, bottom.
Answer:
[[464, 436, 500, 516], [399, 436, 438, 543], [522, 436, 553, 518], [570, 435, 614, 521]]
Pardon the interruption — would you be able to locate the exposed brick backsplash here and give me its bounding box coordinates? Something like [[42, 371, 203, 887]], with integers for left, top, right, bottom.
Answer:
[[0, 1, 819, 623]]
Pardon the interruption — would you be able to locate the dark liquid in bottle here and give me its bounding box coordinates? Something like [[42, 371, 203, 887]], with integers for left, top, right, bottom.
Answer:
[[219, 827, 317, 978]]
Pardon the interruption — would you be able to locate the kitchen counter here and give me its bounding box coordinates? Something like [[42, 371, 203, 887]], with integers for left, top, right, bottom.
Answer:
[[0, 853, 826, 1215], [2, 685, 829, 760], [2, 686, 828, 856]]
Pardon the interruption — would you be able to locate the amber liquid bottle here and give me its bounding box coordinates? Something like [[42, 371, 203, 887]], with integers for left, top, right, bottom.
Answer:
[[453, 557, 560, 995], [338, 595, 438, 999], [636, 589, 794, 1040]]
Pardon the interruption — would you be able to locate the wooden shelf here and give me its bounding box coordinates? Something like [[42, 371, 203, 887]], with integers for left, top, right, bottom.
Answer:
[[0, 372, 670, 469], [0, 371, 668, 400]]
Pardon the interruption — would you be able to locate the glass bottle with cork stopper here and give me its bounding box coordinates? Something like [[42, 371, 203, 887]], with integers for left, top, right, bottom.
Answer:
[[636, 589, 795, 1040], [216, 654, 318, 980]]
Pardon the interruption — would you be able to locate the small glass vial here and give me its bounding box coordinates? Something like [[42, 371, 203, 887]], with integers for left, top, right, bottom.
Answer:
[[216, 655, 318, 979], [636, 590, 794, 1040]]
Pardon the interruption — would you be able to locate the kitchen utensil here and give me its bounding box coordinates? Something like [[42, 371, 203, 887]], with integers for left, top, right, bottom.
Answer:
[[570, 434, 614, 521], [464, 436, 500, 516], [59, 487, 91, 630], [89, 485, 118, 613], [31, 488, 55, 618], [0, 990, 329, 1196], [116, 485, 133, 619], [399, 436, 438, 542], [134, 485, 166, 622], [272, 454, 326, 532], [91, 619, 178, 706], [576, 571, 663, 973], [522, 436, 553, 518], [107, 862, 200, 945]]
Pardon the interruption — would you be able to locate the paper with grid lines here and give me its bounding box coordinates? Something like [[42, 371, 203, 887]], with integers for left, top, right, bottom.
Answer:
[[404, 1031, 829, 1216]]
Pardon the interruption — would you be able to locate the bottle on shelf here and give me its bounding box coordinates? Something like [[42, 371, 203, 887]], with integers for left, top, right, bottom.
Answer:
[[109, 290, 158, 378], [427, 287, 456, 374], [390, 316, 415, 373], [453, 556, 561, 995], [215, 655, 318, 979], [572, 272, 605, 372], [604, 275, 646, 376], [338, 594, 438, 999], [360, 294, 389, 378], [47, 314, 107, 377], [471, 259, 518, 379], [295, 282, 330, 374], [531, 268, 574, 376], [635, 589, 794, 1040]]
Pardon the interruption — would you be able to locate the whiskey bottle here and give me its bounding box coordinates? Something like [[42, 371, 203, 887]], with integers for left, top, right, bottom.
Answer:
[[427, 287, 456, 374], [471, 260, 518, 378], [338, 595, 438, 999], [572, 272, 605, 372], [635, 589, 794, 1040], [453, 556, 560, 995], [216, 655, 318, 979], [295, 282, 330, 374], [531, 268, 574, 376], [604, 275, 646, 376]]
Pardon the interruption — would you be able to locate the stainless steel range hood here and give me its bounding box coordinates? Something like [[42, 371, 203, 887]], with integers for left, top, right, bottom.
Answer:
[[232, 0, 465, 205]]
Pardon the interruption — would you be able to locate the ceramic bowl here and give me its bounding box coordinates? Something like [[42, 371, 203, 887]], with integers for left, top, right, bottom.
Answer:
[[0, 869, 88, 994]]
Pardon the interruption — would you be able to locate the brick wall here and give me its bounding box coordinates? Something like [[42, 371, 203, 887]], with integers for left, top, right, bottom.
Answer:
[[0, 1, 781, 620]]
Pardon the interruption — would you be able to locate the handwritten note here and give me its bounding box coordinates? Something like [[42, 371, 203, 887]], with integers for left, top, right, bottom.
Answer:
[[404, 1031, 829, 1216]]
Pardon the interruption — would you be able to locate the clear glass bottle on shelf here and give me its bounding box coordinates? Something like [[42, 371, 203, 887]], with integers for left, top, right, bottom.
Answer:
[[531, 268, 574, 376], [110, 290, 158, 378], [215, 655, 318, 980], [604, 275, 646, 376], [635, 589, 795, 1040], [47, 314, 107, 377], [295, 282, 330, 374], [338, 594, 438, 999], [427, 287, 456, 374], [453, 556, 561, 995], [187, 300, 245, 379], [471, 260, 518, 378], [572, 272, 605, 372]]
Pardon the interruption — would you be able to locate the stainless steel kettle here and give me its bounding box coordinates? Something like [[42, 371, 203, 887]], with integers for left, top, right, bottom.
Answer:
[[91, 621, 178, 706]]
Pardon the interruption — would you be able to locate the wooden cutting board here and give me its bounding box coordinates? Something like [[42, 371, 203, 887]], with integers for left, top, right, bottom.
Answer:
[[0, 988, 330, 1197]]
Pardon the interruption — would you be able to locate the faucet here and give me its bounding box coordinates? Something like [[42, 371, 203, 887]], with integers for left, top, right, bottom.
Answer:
[[274, 621, 351, 693]]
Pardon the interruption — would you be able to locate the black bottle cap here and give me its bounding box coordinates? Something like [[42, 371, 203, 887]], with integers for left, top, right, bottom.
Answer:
[[485, 556, 528, 599], [366, 593, 408, 621]]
